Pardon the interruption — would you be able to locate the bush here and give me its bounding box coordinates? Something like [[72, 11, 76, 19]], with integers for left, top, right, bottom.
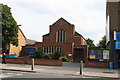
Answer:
[[52, 51, 62, 59], [43, 54, 51, 59], [19, 50, 23, 57], [35, 48, 43, 59], [61, 56, 68, 62]]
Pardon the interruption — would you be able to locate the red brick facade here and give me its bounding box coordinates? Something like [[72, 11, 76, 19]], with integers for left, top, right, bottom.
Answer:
[[33, 18, 88, 61]]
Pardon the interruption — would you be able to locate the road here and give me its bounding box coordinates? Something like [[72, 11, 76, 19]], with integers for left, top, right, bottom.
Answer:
[[0, 62, 119, 79], [0, 70, 91, 78], [0, 70, 117, 80]]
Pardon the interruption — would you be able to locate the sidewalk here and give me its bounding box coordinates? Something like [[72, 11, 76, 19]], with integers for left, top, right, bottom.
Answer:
[[0, 63, 119, 79]]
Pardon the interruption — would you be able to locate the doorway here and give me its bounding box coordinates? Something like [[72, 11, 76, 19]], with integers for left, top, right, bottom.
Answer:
[[73, 48, 84, 62]]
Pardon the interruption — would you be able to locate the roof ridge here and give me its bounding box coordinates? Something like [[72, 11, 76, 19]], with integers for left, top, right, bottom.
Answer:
[[51, 17, 73, 26]]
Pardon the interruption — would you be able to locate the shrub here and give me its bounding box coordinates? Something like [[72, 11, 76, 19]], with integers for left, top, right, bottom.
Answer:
[[35, 48, 43, 59], [52, 51, 62, 59], [43, 54, 51, 59], [19, 50, 23, 57], [61, 56, 68, 62]]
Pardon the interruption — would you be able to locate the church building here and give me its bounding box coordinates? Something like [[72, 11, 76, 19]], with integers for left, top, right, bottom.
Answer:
[[34, 18, 88, 61]]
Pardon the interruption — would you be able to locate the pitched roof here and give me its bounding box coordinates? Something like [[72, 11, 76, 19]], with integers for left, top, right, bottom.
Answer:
[[51, 17, 74, 26], [74, 31, 86, 40], [25, 39, 39, 45], [74, 31, 82, 36], [42, 33, 49, 37], [18, 27, 26, 40]]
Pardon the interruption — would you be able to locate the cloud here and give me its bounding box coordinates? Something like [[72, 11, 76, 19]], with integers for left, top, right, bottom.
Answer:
[[1, 0, 106, 44]]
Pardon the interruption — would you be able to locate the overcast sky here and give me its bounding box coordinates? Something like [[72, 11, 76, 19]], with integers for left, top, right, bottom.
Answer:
[[1, 0, 106, 45]]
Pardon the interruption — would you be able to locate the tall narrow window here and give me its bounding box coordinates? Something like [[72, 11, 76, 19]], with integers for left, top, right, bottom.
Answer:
[[63, 31, 66, 42], [44, 47, 47, 53], [46, 47, 49, 53], [56, 30, 66, 42], [49, 47, 51, 53], [56, 32, 58, 42]]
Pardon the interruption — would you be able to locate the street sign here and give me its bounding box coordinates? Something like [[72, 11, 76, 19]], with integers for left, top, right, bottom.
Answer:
[[24, 48, 36, 56]]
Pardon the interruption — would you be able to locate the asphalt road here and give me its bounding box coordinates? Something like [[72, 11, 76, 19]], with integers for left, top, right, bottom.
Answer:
[[0, 70, 117, 80], [0, 70, 89, 78]]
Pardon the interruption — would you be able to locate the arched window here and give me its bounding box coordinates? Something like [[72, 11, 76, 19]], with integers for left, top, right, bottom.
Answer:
[[56, 30, 66, 42]]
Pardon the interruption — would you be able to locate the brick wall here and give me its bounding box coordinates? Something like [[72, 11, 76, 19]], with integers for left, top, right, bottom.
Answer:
[[28, 58, 62, 66], [9, 28, 26, 55], [34, 42, 73, 59], [43, 18, 75, 43], [5, 58, 62, 66], [85, 61, 109, 68], [5, 58, 25, 64]]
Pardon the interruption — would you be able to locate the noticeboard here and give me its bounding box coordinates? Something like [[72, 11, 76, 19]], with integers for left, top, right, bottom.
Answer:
[[24, 48, 36, 56], [116, 32, 120, 41], [96, 50, 103, 60], [88, 49, 97, 59], [115, 41, 120, 50], [88, 49, 109, 60], [103, 50, 109, 59]]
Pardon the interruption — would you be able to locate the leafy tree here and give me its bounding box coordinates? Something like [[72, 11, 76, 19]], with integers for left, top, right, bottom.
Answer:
[[86, 38, 96, 47], [97, 35, 106, 49], [1, 4, 18, 51]]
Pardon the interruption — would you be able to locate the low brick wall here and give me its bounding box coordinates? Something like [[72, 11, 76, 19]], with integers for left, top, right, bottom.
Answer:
[[5, 57, 62, 66], [85, 61, 109, 68], [5, 58, 25, 64], [28, 59, 62, 66]]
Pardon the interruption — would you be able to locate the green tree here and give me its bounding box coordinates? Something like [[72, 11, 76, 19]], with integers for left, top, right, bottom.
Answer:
[[1, 4, 18, 51], [86, 38, 96, 47], [97, 35, 106, 49]]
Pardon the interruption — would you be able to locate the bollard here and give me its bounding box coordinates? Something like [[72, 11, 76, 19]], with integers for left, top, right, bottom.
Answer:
[[80, 60, 83, 75], [31, 58, 34, 70]]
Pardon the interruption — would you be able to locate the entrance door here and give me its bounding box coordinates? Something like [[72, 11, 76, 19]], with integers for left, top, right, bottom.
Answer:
[[73, 48, 84, 62]]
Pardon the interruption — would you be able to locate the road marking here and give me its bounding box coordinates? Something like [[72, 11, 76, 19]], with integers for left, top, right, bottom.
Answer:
[[0, 74, 11, 78], [0, 72, 23, 78], [7, 73, 12, 74]]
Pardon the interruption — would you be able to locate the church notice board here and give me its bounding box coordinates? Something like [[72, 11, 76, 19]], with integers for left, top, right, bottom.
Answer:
[[88, 49, 109, 60], [24, 48, 36, 56]]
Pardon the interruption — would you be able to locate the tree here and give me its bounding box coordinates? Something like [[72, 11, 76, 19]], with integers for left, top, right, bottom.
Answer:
[[1, 4, 18, 51], [86, 38, 96, 47], [97, 35, 106, 49]]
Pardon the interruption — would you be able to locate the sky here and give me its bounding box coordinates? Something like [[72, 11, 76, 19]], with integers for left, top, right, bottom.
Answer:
[[0, 0, 106, 45]]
